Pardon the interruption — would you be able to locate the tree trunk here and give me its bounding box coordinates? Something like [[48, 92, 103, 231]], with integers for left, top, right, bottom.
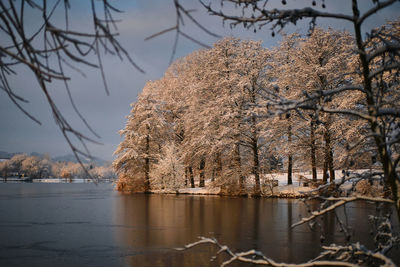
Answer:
[[185, 167, 188, 186], [323, 160, 328, 184], [351, 2, 400, 220], [251, 137, 260, 195], [199, 158, 205, 187], [235, 143, 245, 191], [252, 141, 261, 196], [144, 133, 150, 192], [216, 152, 222, 181], [189, 166, 195, 188], [329, 149, 335, 182], [287, 122, 293, 185], [249, 89, 261, 195], [310, 119, 317, 182], [323, 130, 335, 182], [211, 153, 221, 183]]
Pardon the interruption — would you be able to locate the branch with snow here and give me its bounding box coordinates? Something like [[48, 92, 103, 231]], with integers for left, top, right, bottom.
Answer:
[[177, 236, 396, 267], [292, 196, 394, 228]]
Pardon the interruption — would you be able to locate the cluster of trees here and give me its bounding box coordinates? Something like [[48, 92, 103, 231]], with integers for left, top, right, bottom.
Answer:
[[113, 1, 400, 265], [0, 154, 115, 180], [114, 22, 399, 195]]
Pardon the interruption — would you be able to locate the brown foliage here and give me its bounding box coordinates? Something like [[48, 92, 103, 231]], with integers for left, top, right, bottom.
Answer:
[[355, 180, 383, 197], [115, 173, 146, 193]]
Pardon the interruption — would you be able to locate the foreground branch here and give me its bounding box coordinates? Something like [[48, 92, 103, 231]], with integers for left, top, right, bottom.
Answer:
[[177, 237, 396, 267], [292, 196, 394, 228]]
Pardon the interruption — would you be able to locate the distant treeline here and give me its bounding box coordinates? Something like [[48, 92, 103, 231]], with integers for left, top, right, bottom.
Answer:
[[0, 153, 115, 179]]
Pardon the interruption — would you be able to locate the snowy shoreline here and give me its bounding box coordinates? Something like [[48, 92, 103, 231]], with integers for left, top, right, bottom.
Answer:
[[154, 171, 330, 197], [148, 177, 318, 198], [144, 170, 378, 198], [147, 186, 313, 198], [148, 184, 314, 198]]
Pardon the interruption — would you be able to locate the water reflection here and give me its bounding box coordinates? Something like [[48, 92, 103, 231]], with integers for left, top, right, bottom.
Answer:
[[0, 183, 398, 266], [113, 194, 399, 266]]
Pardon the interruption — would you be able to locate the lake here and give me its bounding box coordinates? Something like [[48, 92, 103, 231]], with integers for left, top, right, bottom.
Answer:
[[0, 182, 398, 266]]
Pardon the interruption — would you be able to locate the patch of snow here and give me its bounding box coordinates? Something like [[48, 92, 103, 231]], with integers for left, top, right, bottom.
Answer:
[[179, 187, 221, 195]]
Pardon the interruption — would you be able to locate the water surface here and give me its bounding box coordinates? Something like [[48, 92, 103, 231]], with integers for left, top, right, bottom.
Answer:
[[0, 183, 398, 266]]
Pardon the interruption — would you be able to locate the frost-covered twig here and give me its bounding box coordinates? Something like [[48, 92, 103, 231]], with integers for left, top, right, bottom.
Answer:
[[369, 215, 400, 255], [292, 196, 394, 228], [178, 237, 396, 267]]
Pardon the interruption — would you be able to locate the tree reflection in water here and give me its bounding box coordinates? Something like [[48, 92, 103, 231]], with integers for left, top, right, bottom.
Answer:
[[113, 194, 398, 266]]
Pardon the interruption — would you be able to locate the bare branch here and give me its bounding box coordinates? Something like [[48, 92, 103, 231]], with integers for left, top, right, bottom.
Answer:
[[292, 196, 394, 228], [359, 0, 398, 25], [177, 237, 396, 267]]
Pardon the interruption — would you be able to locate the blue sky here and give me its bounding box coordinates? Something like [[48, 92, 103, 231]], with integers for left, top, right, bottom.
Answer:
[[0, 0, 399, 161]]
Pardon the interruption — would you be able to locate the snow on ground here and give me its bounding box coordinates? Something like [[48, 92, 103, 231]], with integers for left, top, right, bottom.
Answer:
[[151, 183, 313, 197], [150, 170, 378, 197], [269, 184, 313, 197], [150, 187, 221, 195], [149, 171, 333, 197], [266, 170, 345, 186], [179, 187, 221, 195]]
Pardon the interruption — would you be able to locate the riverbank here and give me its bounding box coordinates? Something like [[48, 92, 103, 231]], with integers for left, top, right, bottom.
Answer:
[[144, 169, 385, 198], [148, 171, 329, 198], [116, 169, 387, 198], [149, 184, 314, 198]]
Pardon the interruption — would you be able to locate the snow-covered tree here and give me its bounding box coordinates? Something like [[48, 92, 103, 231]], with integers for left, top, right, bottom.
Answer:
[[38, 155, 52, 178], [89, 164, 116, 180], [0, 161, 10, 178], [159, 52, 207, 188], [193, 2, 400, 265], [114, 37, 272, 194], [219, 0, 398, 217], [266, 33, 301, 184], [150, 142, 185, 191], [295, 28, 357, 182], [179, 38, 269, 194], [9, 154, 28, 175], [21, 156, 41, 178], [114, 80, 170, 192], [276, 28, 358, 183]]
